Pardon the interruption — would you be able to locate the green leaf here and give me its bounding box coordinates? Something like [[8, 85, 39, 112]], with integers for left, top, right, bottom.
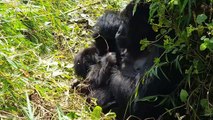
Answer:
[[136, 96, 158, 102], [152, 24, 159, 32], [66, 112, 79, 119], [196, 14, 207, 25], [140, 38, 150, 51], [186, 25, 195, 37], [180, 0, 189, 13], [91, 106, 102, 120], [200, 43, 207, 51], [201, 36, 206, 41], [200, 99, 213, 115], [154, 58, 160, 64], [23, 92, 35, 120], [210, 37, 213, 43], [149, 2, 159, 20], [180, 89, 188, 102]]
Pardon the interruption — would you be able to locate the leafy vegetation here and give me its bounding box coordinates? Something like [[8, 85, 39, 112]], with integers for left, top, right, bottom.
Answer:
[[146, 0, 213, 119], [0, 0, 129, 119], [0, 0, 212, 119]]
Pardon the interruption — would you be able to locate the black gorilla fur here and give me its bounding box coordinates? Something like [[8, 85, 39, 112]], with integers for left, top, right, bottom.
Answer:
[[73, 1, 184, 119], [73, 46, 98, 78], [86, 53, 118, 112], [116, 1, 158, 57], [93, 11, 123, 56], [111, 2, 183, 119]]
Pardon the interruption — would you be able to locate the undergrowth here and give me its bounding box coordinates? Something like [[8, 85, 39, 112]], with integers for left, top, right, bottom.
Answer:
[[0, 0, 129, 119], [145, 0, 213, 119]]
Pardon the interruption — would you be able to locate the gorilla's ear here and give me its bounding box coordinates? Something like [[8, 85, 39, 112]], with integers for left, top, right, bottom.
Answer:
[[94, 36, 109, 56]]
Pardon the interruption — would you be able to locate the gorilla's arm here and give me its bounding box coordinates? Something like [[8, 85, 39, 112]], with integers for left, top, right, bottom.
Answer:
[[86, 52, 117, 88]]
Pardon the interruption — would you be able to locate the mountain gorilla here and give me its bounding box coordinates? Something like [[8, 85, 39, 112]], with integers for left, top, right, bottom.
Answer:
[[73, 11, 124, 112], [111, 1, 184, 119], [74, 1, 184, 119], [84, 2, 162, 118], [86, 1, 184, 120], [73, 11, 123, 78]]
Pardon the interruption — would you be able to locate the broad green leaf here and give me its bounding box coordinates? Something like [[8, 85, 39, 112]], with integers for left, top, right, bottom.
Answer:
[[91, 106, 102, 120], [200, 43, 207, 51], [201, 36, 207, 41], [180, 89, 188, 102], [196, 14, 207, 25]]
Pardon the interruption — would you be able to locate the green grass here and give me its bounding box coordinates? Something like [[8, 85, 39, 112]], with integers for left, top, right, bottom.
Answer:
[[0, 0, 129, 119]]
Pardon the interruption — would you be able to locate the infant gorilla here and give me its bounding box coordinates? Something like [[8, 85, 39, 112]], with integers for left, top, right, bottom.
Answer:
[[73, 11, 122, 79]]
